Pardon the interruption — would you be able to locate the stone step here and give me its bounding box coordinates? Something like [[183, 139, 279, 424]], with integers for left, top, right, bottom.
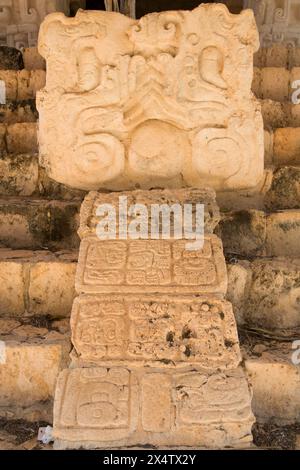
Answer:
[[0, 100, 37, 124], [0, 197, 80, 250], [252, 67, 300, 102], [0, 249, 77, 318], [260, 100, 300, 129], [242, 339, 300, 425], [218, 209, 300, 258], [0, 70, 45, 102], [227, 257, 300, 332], [254, 45, 300, 69], [0, 321, 70, 423]]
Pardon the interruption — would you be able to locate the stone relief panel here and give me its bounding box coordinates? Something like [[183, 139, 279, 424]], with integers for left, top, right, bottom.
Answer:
[[75, 235, 228, 295], [0, 1, 85, 48], [244, 0, 300, 47], [53, 366, 254, 448], [70, 295, 241, 369], [37, 5, 264, 192]]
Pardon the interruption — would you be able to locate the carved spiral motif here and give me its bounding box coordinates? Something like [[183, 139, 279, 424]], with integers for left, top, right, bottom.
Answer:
[[74, 134, 125, 185]]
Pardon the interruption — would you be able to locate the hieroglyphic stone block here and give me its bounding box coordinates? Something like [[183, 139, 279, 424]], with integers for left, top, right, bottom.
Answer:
[[53, 366, 254, 448], [37, 5, 264, 192], [0, 1, 85, 49], [244, 0, 300, 47], [75, 235, 228, 295], [70, 295, 241, 369], [79, 188, 220, 238]]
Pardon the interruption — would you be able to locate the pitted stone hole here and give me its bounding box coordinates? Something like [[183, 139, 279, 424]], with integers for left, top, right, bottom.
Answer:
[[181, 325, 196, 339], [166, 331, 174, 345]]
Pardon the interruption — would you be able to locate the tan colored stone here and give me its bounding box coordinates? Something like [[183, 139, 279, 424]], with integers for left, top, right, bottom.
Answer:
[[23, 48, 46, 71], [0, 154, 38, 197], [0, 341, 65, 407], [71, 295, 241, 369], [261, 68, 289, 102], [266, 210, 300, 257], [0, 319, 21, 335], [6, 123, 38, 154], [53, 366, 254, 449], [0, 70, 17, 100], [245, 353, 300, 425], [0, 124, 6, 154], [37, 6, 263, 192], [244, 258, 300, 330], [265, 167, 300, 211], [227, 262, 251, 325], [274, 128, 300, 165], [265, 45, 289, 68], [76, 235, 227, 296], [260, 99, 287, 129], [0, 261, 25, 316], [28, 262, 76, 317], [13, 325, 49, 339], [17, 70, 46, 100], [252, 67, 261, 98], [264, 129, 273, 166]]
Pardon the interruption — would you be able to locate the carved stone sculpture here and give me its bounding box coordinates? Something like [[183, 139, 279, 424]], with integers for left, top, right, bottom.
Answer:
[[0, 1, 85, 49], [38, 5, 258, 449], [53, 189, 254, 449], [37, 5, 264, 192], [244, 0, 300, 47]]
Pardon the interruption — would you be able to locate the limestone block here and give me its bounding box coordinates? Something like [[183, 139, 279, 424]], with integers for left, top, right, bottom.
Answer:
[[0, 341, 65, 407], [265, 166, 300, 211], [0, 261, 25, 316], [79, 188, 220, 237], [252, 67, 261, 98], [0, 154, 38, 196], [244, 258, 300, 330], [274, 128, 300, 165], [245, 0, 300, 48], [266, 210, 300, 257], [0, 46, 24, 70], [245, 353, 300, 425], [264, 129, 273, 166], [261, 68, 289, 102], [37, 5, 264, 191], [28, 262, 76, 317], [0, 123, 6, 153], [76, 235, 227, 296], [226, 262, 252, 325], [71, 295, 241, 369], [260, 99, 287, 129], [0, 100, 38, 124], [53, 366, 254, 449], [6, 122, 38, 154], [0, 70, 17, 100], [23, 48, 46, 71], [17, 70, 46, 100]]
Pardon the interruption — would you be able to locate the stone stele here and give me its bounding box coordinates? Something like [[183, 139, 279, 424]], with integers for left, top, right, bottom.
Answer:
[[37, 5, 264, 192], [53, 188, 254, 449]]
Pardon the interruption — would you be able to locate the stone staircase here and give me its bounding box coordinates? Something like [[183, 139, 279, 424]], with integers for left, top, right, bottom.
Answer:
[[0, 44, 299, 448]]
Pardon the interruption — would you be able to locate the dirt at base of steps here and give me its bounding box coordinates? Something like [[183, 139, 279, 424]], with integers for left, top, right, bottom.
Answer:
[[0, 418, 299, 450]]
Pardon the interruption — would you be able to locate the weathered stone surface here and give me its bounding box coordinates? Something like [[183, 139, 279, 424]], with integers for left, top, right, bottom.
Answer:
[[226, 262, 252, 326], [6, 122, 38, 154], [244, 345, 300, 425], [0, 197, 79, 250], [265, 167, 300, 211], [261, 67, 289, 102], [28, 262, 76, 317], [71, 295, 240, 369], [217, 210, 266, 257], [0, 250, 77, 318], [76, 235, 227, 296], [53, 366, 254, 449], [0, 154, 38, 196], [23, 47, 46, 71], [240, 258, 300, 330], [0, 46, 24, 70], [274, 128, 300, 165], [0, 100, 38, 124], [266, 210, 300, 257], [37, 6, 263, 191], [80, 188, 220, 237]]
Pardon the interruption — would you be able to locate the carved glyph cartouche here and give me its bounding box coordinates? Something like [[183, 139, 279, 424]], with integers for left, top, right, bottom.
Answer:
[[37, 5, 264, 192]]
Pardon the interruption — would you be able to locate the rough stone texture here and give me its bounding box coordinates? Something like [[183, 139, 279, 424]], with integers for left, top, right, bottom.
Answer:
[[0, 250, 77, 318], [266, 210, 300, 257], [245, 0, 300, 48], [0, 70, 45, 101], [274, 128, 300, 165], [28, 262, 76, 318], [23, 47, 46, 71], [229, 258, 300, 330], [0, 197, 80, 250], [0, 154, 38, 197], [0, 100, 38, 124], [265, 167, 300, 210], [54, 366, 254, 449], [37, 6, 263, 191], [261, 67, 289, 102], [244, 345, 300, 425], [6, 122, 38, 154], [0, 46, 23, 70]]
